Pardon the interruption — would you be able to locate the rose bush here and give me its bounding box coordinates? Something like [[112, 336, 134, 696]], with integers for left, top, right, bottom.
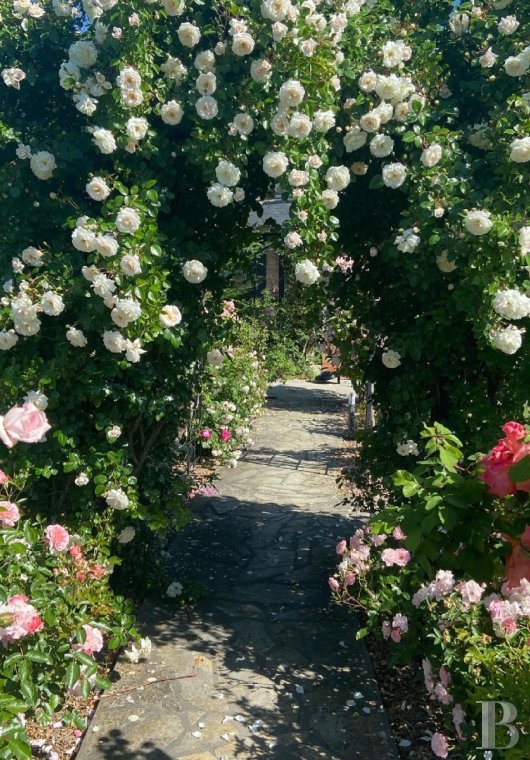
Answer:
[[330, 422, 530, 758]]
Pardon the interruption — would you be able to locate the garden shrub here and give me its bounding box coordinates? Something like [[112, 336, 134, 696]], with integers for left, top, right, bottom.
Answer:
[[330, 421, 530, 758]]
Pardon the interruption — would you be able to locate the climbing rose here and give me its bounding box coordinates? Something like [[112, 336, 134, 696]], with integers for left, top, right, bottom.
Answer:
[[479, 422, 530, 497], [328, 577, 340, 591], [336, 539, 347, 555], [0, 595, 43, 647], [0, 402, 51, 448], [199, 429, 212, 440], [74, 624, 104, 655], [220, 428, 231, 442], [45, 524, 70, 552], [381, 548, 410, 567], [0, 501, 19, 527]]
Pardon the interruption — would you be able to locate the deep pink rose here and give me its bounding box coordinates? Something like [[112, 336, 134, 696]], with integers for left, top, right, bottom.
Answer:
[[479, 422, 530, 497], [0, 594, 43, 647], [0, 501, 20, 527], [220, 427, 231, 442], [431, 733, 449, 759], [0, 469, 10, 485], [199, 429, 212, 440], [45, 524, 70, 552], [0, 402, 51, 448], [74, 624, 104, 655]]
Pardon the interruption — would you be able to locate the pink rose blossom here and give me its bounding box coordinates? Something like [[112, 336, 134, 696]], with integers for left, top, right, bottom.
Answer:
[[422, 658, 435, 695], [0, 469, 10, 485], [431, 733, 449, 758], [220, 427, 231, 443], [457, 579, 484, 607], [452, 704, 466, 740], [349, 529, 364, 549], [74, 624, 104, 655], [381, 548, 411, 567], [434, 683, 453, 705], [392, 613, 408, 633], [328, 577, 340, 592], [343, 571, 355, 585], [45, 524, 70, 552], [371, 533, 386, 547], [439, 667, 451, 687], [69, 544, 83, 560], [0, 594, 44, 647], [0, 402, 51, 448], [0, 501, 20, 527], [428, 570, 455, 600], [392, 526, 406, 541], [336, 539, 347, 555], [199, 429, 212, 440], [412, 586, 429, 607]]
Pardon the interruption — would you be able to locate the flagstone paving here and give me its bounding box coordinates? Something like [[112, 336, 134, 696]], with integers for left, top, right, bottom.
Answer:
[[77, 380, 398, 760]]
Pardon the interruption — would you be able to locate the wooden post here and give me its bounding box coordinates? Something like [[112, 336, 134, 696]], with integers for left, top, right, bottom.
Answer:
[[365, 382, 375, 429]]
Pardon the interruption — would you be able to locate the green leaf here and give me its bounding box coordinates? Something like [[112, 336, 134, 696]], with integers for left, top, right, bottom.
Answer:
[[26, 651, 53, 665], [95, 676, 112, 690], [508, 455, 530, 484], [65, 661, 81, 688], [73, 651, 96, 668], [8, 738, 32, 760], [355, 628, 368, 640]]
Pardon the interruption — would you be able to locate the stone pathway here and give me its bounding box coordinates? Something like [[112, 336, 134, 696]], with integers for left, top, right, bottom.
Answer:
[[77, 380, 397, 760]]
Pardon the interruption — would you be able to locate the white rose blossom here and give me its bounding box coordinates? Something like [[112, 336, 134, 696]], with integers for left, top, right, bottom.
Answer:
[[116, 207, 141, 234], [182, 260, 207, 284], [464, 209, 492, 236], [263, 151, 289, 178], [490, 325, 523, 354], [86, 176, 110, 201], [105, 488, 129, 510], [382, 163, 407, 189], [382, 350, 401, 369], [325, 165, 350, 192], [2, 67, 26, 89], [492, 289, 530, 320], [178, 22, 201, 48], [30, 151, 56, 180], [161, 101, 184, 125], [510, 137, 530, 163], [66, 327, 88, 347], [92, 127, 117, 154], [160, 305, 182, 328], [295, 260, 320, 286]]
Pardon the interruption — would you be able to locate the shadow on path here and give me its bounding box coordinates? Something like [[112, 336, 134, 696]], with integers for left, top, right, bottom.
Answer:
[[77, 381, 397, 760]]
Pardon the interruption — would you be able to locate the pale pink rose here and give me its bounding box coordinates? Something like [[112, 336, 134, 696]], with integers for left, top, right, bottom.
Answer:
[[328, 577, 340, 592], [45, 524, 70, 552], [74, 624, 104, 655], [439, 666, 451, 687], [452, 704, 466, 740], [344, 571, 355, 585], [0, 402, 51, 448], [0, 594, 43, 647], [371, 533, 386, 547], [390, 629, 401, 643], [457, 579, 484, 607], [349, 528, 364, 549], [392, 526, 406, 540], [422, 658, 435, 695], [381, 548, 411, 567], [0, 501, 20, 527], [0, 469, 10, 485], [431, 733, 449, 758], [336, 539, 347, 555], [434, 683, 453, 705]]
